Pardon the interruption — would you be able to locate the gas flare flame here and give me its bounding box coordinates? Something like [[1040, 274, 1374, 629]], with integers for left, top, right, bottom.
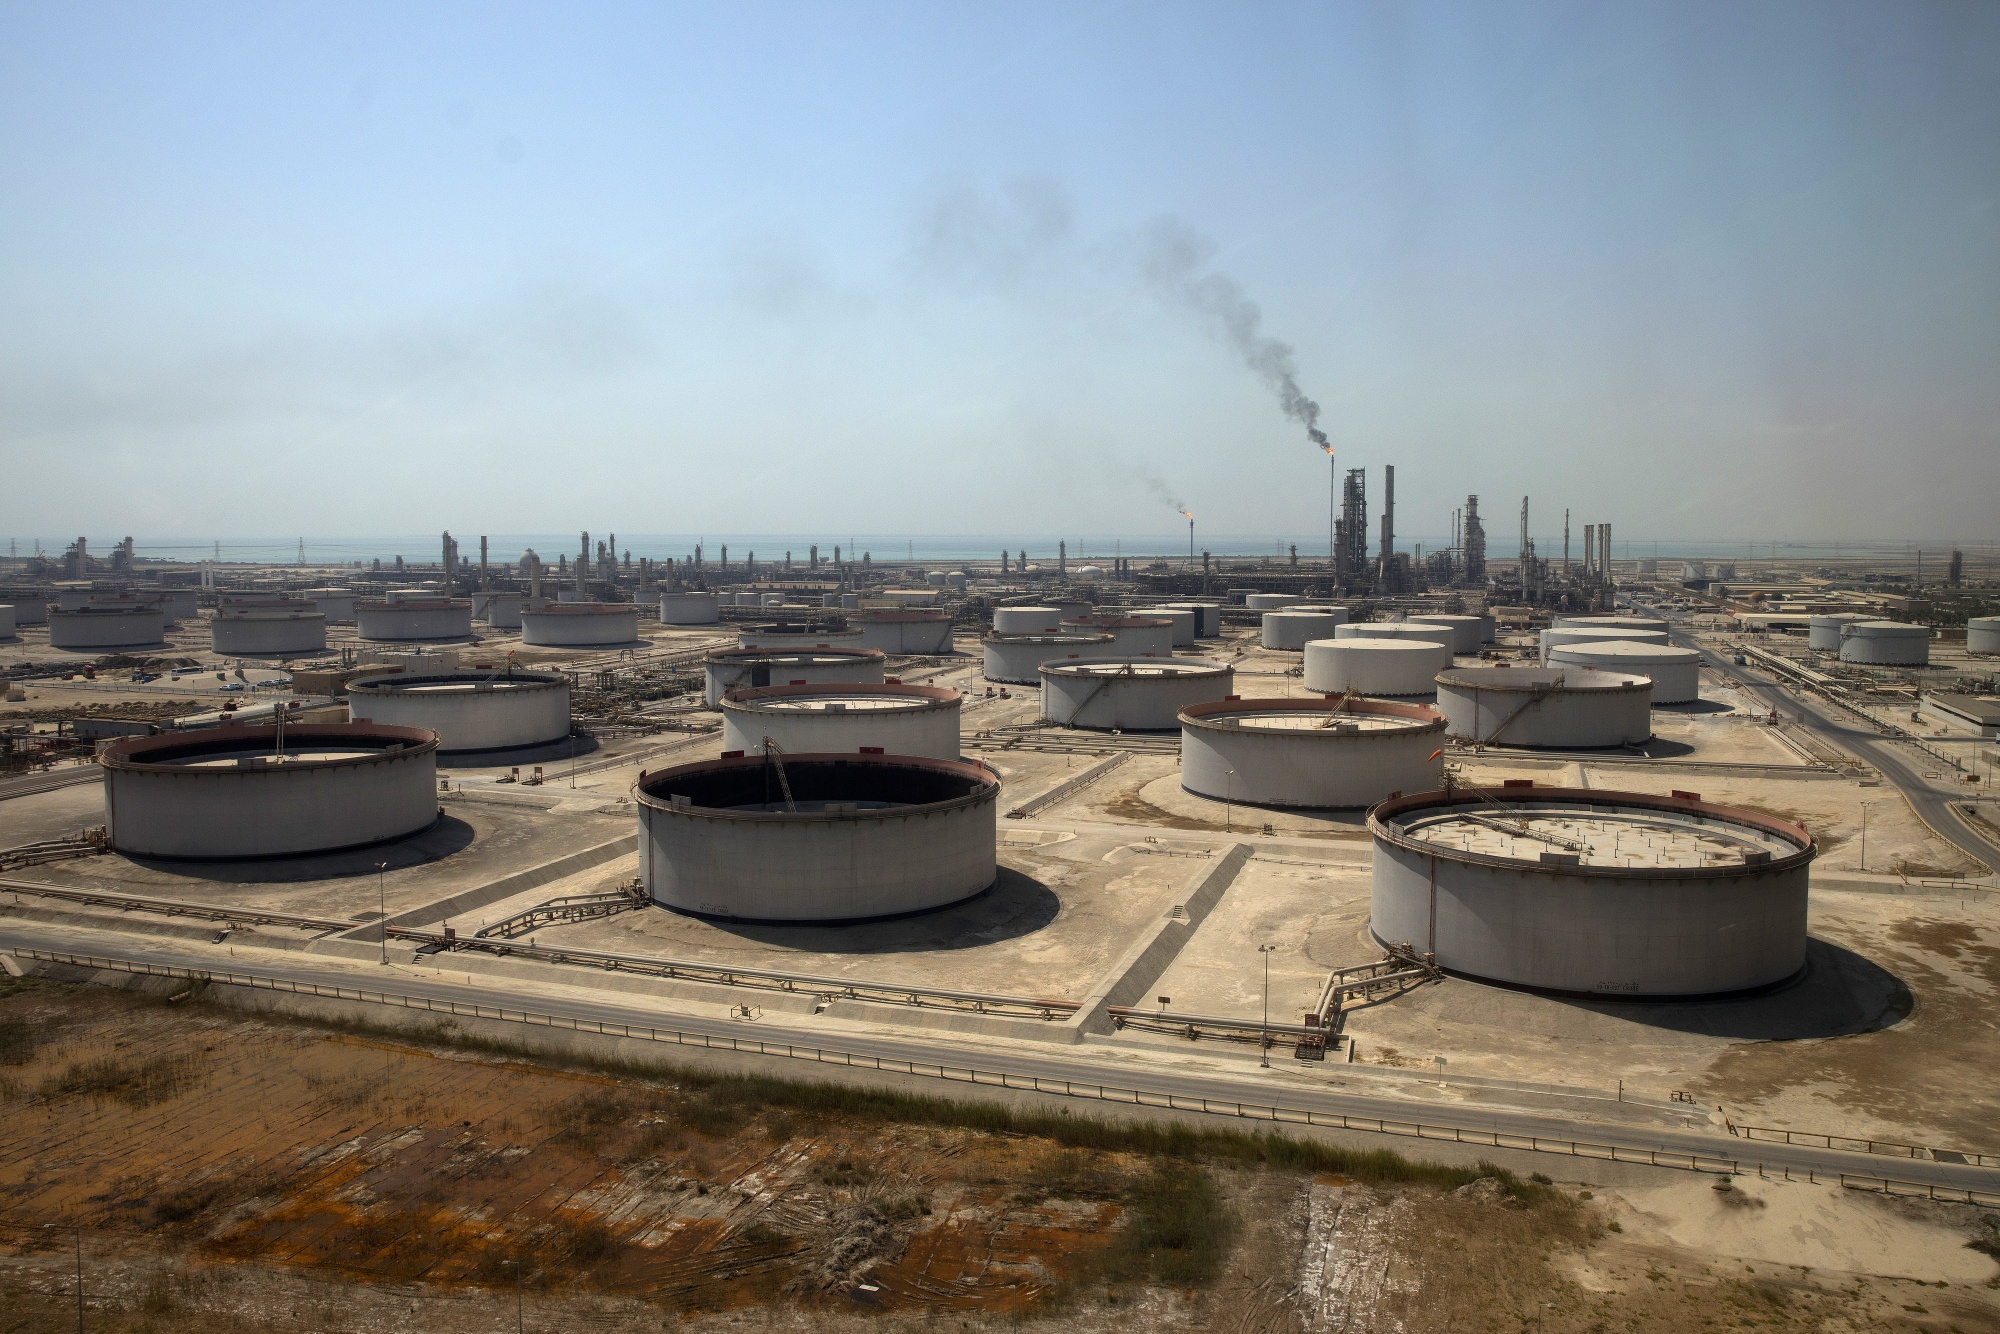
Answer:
[[1179, 508, 1194, 520]]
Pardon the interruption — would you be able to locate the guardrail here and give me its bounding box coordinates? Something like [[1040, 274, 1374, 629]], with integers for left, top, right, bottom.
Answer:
[[1728, 1120, 1998, 1168], [1007, 752, 1131, 819], [0, 879, 352, 932], [13, 945, 2000, 1205]]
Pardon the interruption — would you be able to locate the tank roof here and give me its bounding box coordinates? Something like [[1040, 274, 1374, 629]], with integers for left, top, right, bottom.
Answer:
[[1435, 666, 1651, 693], [1041, 657, 1230, 678], [1181, 696, 1444, 734], [721, 682, 958, 712], [100, 721, 439, 772]]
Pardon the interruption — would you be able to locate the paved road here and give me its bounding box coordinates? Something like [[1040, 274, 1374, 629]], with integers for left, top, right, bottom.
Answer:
[[0, 765, 101, 803], [5, 919, 1997, 1200], [1686, 638, 2000, 873]]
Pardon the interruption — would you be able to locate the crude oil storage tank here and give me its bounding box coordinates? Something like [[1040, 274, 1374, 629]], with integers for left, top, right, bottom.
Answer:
[[704, 647, 885, 705], [852, 610, 955, 654], [1435, 667, 1652, 748], [1808, 614, 1871, 651], [1838, 621, 1930, 666], [211, 607, 327, 657], [1368, 787, 1814, 997], [5, 595, 49, 625], [1041, 657, 1233, 730], [100, 721, 440, 859], [0, 606, 13, 640], [1547, 641, 1702, 704], [982, 632, 1114, 685], [721, 683, 961, 760], [992, 605, 1063, 635], [1262, 607, 1347, 651], [302, 589, 358, 621], [1244, 593, 1297, 610], [1556, 614, 1669, 636], [1133, 607, 1198, 648], [1180, 697, 1445, 809], [635, 752, 999, 921], [355, 598, 474, 642], [1304, 639, 1451, 697], [49, 606, 166, 650], [737, 623, 865, 651], [1404, 614, 1485, 654], [1333, 622, 1454, 648], [521, 602, 640, 647], [1968, 617, 2000, 655], [660, 592, 721, 625], [1538, 625, 1667, 663], [347, 668, 570, 752], [484, 593, 531, 629], [1165, 603, 1223, 638], [1057, 614, 1173, 658]]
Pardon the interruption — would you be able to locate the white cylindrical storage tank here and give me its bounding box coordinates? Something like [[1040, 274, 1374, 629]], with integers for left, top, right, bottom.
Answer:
[[485, 593, 529, 629], [1404, 614, 1485, 655], [851, 611, 955, 655], [1368, 788, 1814, 997], [1548, 641, 1703, 703], [49, 607, 166, 650], [737, 623, 866, 651], [1165, 603, 1223, 638], [1435, 667, 1653, 748], [1179, 697, 1446, 809], [1057, 615, 1173, 659], [839, 593, 861, 609], [1538, 625, 1668, 663], [520, 602, 640, 647], [211, 608, 327, 657], [1040, 658, 1234, 730], [1808, 614, 1871, 651], [947, 572, 968, 592], [925, 570, 948, 587], [1244, 593, 1298, 610], [354, 598, 474, 641], [346, 668, 570, 752], [703, 647, 886, 706], [303, 589, 358, 621], [0, 606, 14, 640], [720, 683, 961, 760], [1333, 622, 1455, 649], [1261, 608, 1348, 651], [1968, 617, 2000, 655], [1304, 639, 1452, 697], [636, 752, 999, 921], [993, 605, 1063, 635], [5, 595, 50, 626], [1132, 607, 1198, 648], [659, 592, 721, 625], [1556, 614, 1669, 636], [1049, 598, 1093, 623], [100, 722, 440, 859], [1838, 621, 1930, 666], [982, 633, 1114, 685], [53, 587, 99, 612]]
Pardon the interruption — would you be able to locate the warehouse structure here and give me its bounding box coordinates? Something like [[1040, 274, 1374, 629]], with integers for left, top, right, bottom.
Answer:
[[1179, 697, 1445, 809]]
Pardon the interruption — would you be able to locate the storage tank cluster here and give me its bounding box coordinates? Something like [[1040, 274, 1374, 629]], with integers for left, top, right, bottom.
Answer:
[[1261, 606, 1347, 651], [520, 602, 640, 647], [1368, 787, 1813, 997], [1305, 638, 1451, 697], [99, 722, 441, 859], [346, 668, 571, 752], [982, 632, 1114, 685], [355, 598, 474, 642], [1547, 641, 1703, 704], [212, 606, 327, 657], [1179, 697, 1445, 809], [1837, 621, 1930, 667], [1041, 657, 1233, 730], [721, 683, 961, 760], [635, 752, 999, 921], [703, 646, 886, 705], [1435, 667, 1653, 748]]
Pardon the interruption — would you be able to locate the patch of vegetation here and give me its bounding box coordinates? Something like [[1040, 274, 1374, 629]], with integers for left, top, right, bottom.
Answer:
[[1098, 1161, 1238, 1288], [543, 1089, 633, 1148], [36, 1053, 204, 1107]]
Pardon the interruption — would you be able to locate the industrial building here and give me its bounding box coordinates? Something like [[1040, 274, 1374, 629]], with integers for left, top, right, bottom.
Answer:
[[1546, 640, 1703, 703], [1040, 657, 1233, 730], [346, 668, 571, 752], [720, 683, 961, 760], [1179, 696, 1445, 808], [634, 752, 999, 921], [1368, 787, 1813, 997], [703, 646, 885, 705], [981, 631, 1114, 685], [1304, 638, 1452, 696], [99, 721, 441, 859], [1435, 666, 1653, 748]]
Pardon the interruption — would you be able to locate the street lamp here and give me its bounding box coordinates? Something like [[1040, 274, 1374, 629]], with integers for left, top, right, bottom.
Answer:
[[376, 861, 390, 964], [1225, 768, 1236, 832], [1258, 944, 1278, 1068]]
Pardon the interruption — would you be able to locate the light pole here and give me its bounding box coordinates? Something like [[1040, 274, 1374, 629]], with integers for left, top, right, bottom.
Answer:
[[376, 861, 389, 964], [1225, 769, 1235, 832], [1258, 944, 1278, 1068]]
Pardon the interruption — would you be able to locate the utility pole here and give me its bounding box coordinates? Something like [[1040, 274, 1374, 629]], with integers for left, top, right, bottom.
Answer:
[[1258, 945, 1278, 1068]]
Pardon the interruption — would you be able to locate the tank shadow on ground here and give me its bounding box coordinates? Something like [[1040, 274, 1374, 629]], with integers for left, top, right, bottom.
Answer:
[[1658, 699, 1734, 715], [704, 867, 1060, 955], [437, 733, 602, 770], [1554, 938, 1910, 1040], [118, 814, 478, 885]]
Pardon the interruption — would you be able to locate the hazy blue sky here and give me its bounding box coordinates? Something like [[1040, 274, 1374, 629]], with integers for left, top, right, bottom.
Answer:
[[2, 1, 1995, 549]]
